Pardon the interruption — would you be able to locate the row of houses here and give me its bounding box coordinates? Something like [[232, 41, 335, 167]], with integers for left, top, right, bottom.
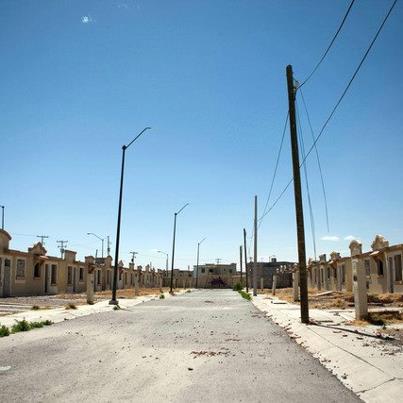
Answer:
[[0, 229, 167, 297], [307, 235, 403, 294]]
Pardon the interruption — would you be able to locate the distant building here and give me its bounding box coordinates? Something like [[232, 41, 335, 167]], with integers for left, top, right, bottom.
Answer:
[[193, 263, 237, 288], [246, 258, 294, 289]]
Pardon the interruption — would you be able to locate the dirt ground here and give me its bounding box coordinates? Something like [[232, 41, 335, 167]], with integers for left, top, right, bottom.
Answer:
[[261, 288, 403, 333], [0, 287, 183, 314], [261, 287, 403, 310]]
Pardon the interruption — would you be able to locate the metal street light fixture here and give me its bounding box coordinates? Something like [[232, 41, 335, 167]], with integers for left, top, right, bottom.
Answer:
[[157, 250, 169, 273], [110, 126, 152, 305], [87, 232, 104, 259], [169, 203, 189, 293], [0, 205, 4, 230], [195, 237, 206, 289]]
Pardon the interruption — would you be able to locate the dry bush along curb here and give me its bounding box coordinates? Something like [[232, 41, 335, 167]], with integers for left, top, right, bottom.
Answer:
[[0, 319, 53, 337]]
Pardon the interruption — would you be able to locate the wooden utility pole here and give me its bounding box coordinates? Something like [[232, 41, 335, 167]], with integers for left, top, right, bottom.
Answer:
[[286, 64, 309, 324], [243, 228, 248, 293], [239, 245, 243, 285], [253, 195, 258, 296]]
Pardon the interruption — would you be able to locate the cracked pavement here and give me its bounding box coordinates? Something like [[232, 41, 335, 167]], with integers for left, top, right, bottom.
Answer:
[[0, 290, 360, 402]]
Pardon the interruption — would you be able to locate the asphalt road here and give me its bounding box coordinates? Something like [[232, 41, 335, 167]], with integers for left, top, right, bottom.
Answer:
[[0, 290, 360, 402]]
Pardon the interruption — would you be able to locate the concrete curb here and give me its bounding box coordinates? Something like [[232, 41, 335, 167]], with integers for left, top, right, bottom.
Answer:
[[251, 294, 403, 403]]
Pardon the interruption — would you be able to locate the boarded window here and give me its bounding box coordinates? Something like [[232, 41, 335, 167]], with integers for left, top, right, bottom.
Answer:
[[395, 254, 402, 282], [16, 259, 26, 280], [51, 265, 57, 285]]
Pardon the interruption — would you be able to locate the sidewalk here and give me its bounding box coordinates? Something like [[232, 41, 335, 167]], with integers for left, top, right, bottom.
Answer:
[[0, 290, 189, 329], [252, 294, 403, 403]]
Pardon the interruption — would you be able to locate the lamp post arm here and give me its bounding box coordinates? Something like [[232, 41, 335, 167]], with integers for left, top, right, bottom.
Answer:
[[126, 127, 151, 150]]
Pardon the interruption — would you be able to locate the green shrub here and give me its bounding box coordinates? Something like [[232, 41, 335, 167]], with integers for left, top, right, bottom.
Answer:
[[0, 325, 10, 337], [186, 289, 191, 293], [233, 283, 242, 291], [238, 290, 252, 301], [159, 294, 165, 299], [43, 320, 53, 326], [31, 305, 40, 310], [29, 321, 44, 329], [65, 303, 77, 310], [113, 305, 121, 311], [11, 319, 31, 333]]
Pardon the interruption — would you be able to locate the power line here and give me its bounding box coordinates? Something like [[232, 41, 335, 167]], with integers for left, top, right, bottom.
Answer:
[[299, 0, 356, 88], [259, 111, 289, 224], [299, 88, 330, 232], [260, 0, 398, 221], [296, 101, 317, 260]]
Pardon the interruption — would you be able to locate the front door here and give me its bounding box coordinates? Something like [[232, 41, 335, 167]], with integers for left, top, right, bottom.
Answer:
[[44, 264, 49, 294], [2, 258, 11, 297], [73, 267, 77, 292]]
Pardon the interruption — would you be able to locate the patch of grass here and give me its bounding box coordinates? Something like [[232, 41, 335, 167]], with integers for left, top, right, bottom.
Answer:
[[65, 303, 77, 310], [11, 319, 31, 333], [159, 294, 165, 299], [31, 305, 40, 310], [238, 290, 252, 301], [0, 325, 10, 337], [233, 283, 242, 292]]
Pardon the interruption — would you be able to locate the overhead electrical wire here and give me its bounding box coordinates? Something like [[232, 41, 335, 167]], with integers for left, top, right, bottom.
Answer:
[[296, 100, 317, 260], [299, 88, 330, 232], [299, 0, 356, 88], [258, 111, 290, 225], [259, 0, 398, 221]]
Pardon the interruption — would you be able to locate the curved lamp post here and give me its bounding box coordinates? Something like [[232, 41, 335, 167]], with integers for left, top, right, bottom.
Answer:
[[87, 232, 104, 259], [157, 250, 169, 273], [169, 203, 189, 293], [195, 237, 206, 289], [110, 127, 151, 305]]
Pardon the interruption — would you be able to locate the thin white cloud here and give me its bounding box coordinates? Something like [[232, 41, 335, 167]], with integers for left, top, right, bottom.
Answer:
[[81, 15, 93, 24], [344, 235, 355, 241], [321, 235, 340, 242]]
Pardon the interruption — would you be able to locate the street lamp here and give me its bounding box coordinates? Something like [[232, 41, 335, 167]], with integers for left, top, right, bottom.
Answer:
[[0, 205, 4, 230], [87, 232, 104, 258], [195, 237, 206, 289], [110, 127, 152, 305], [170, 203, 189, 293], [157, 250, 169, 273]]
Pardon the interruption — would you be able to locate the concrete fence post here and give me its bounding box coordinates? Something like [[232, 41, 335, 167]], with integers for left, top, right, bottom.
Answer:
[[350, 240, 368, 320], [134, 273, 140, 296], [272, 274, 277, 296], [85, 256, 95, 304]]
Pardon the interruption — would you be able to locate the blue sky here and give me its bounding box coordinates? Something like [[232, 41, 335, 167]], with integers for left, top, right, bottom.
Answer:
[[1, 0, 402, 269]]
